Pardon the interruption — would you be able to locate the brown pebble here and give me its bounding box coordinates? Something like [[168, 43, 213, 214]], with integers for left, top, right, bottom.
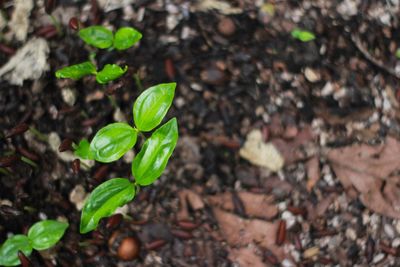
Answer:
[[164, 58, 176, 80], [218, 17, 236, 36], [117, 237, 140, 261], [200, 67, 226, 86]]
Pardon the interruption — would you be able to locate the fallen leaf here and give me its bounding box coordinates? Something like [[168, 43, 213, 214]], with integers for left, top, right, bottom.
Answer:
[[240, 130, 284, 172], [228, 246, 267, 267], [213, 208, 285, 260], [207, 192, 278, 220], [328, 137, 400, 219]]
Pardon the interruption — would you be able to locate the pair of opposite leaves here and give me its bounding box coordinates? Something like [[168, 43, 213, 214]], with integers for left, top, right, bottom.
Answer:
[[0, 220, 68, 266], [76, 83, 178, 234], [55, 26, 142, 84]]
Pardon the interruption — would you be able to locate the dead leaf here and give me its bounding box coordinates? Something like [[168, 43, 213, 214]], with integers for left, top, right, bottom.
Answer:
[[228, 246, 268, 267], [240, 130, 284, 172], [306, 156, 320, 192], [207, 192, 278, 220], [213, 208, 285, 260], [328, 137, 400, 219]]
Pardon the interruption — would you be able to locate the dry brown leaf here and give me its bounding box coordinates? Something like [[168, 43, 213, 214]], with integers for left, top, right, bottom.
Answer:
[[228, 246, 268, 267], [306, 156, 320, 192], [207, 192, 278, 220], [328, 137, 400, 219], [213, 208, 285, 260]]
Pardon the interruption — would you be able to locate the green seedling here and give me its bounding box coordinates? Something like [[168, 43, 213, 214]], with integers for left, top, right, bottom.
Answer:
[[0, 220, 68, 266], [72, 82, 178, 233], [291, 28, 315, 42], [55, 26, 142, 84]]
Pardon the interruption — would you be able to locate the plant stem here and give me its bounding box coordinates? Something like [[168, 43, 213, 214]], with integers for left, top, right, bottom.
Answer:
[[29, 127, 48, 142], [50, 14, 62, 36], [134, 72, 143, 91], [107, 95, 118, 110], [0, 167, 12, 176], [21, 156, 38, 169]]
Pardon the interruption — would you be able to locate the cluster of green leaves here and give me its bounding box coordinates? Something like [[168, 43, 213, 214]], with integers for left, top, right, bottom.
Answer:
[[291, 28, 315, 42], [0, 220, 68, 266], [55, 26, 142, 84], [74, 82, 178, 234]]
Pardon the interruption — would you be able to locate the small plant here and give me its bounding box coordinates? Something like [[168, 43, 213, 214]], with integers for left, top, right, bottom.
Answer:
[[55, 25, 142, 84], [73, 82, 178, 233], [291, 28, 315, 42], [0, 220, 68, 266]]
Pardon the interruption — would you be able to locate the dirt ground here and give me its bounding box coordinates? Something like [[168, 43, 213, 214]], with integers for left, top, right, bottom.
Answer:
[[2, 0, 400, 266]]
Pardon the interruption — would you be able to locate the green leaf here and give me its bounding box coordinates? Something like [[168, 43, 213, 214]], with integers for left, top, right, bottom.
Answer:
[[89, 123, 137, 163], [132, 118, 178, 186], [27, 220, 68, 251], [74, 139, 94, 160], [396, 48, 400, 59], [133, 83, 176, 132], [80, 178, 135, 233], [0, 235, 32, 266], [79, 26, 114, 49], [55, 61, 97, 80], [291, 29, 315, 42], [113, 27, 142, 51], [95, 64, 128, 84]]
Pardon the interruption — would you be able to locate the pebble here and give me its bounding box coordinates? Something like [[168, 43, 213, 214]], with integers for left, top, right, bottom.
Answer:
[[200, 67, 226, 85], [217, 17, 236, 36], [395, 220, 400, 234], [384, 224, 395, 239], [69, 185, 88, 211], [372, 253, 385, 264], [345, 228, 357, 240], [281, 211, 296, 229], [303, 246, 319, 259], [392, 238, 400, 248], [304, 68, 320, 83], [61, 88, 76, 106]]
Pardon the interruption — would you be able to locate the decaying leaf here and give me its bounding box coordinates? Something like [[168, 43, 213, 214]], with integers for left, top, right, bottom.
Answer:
[[207, 192, 278, 220], [177, 189, 205, 220], [328, 137, 400, 219], [213, 208, 285, 260], [240, 130, 284, 172], [0, 38, 49, 85]]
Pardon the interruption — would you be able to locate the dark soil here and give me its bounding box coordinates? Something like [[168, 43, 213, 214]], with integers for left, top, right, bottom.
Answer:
[[2, 0, 400, 266]]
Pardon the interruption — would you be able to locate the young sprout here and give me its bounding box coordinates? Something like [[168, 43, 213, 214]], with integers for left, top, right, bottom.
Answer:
[[291, 28, 316, 42], [55, 25, 142, 84], [73, 83, 178, 234], [0, 220, 68, 266]]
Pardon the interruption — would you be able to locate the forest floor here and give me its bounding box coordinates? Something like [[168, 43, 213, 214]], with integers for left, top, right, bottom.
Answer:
[[2, 0, 400, 266]]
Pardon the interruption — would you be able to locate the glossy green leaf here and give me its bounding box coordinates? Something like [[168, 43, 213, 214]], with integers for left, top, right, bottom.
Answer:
[[113, 27, 142, 51], [55, 61, 96, 80], [133, 83, 176, 132], [80, 178, 135, 233], [79, 26, 114, 49], [27, 220, 68, 251], [291, 29, 315, 42], [95, 64, 128, 84], [74, 139, 94, 160], [132, 118, 178, 186], [0, 235, 32, 266], [89, 123, 137, 163]]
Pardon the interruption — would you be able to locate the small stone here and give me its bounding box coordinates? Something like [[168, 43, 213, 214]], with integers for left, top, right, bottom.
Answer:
[[117, 237, 140, 261], [303, 246, 319, 259], [392, 238, 400, 248], [384, 224, 395, 239], [69, 185, 88, 211], [395, 220, 400, 234], [217, 17, 235, 36], [345, 228, 357, 240], [372, 253, 385, 264], [61, 88, 76, 106], [304, 68, 320, 83], [281, 211, 296, 229], [200, 67, 226, 85]]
